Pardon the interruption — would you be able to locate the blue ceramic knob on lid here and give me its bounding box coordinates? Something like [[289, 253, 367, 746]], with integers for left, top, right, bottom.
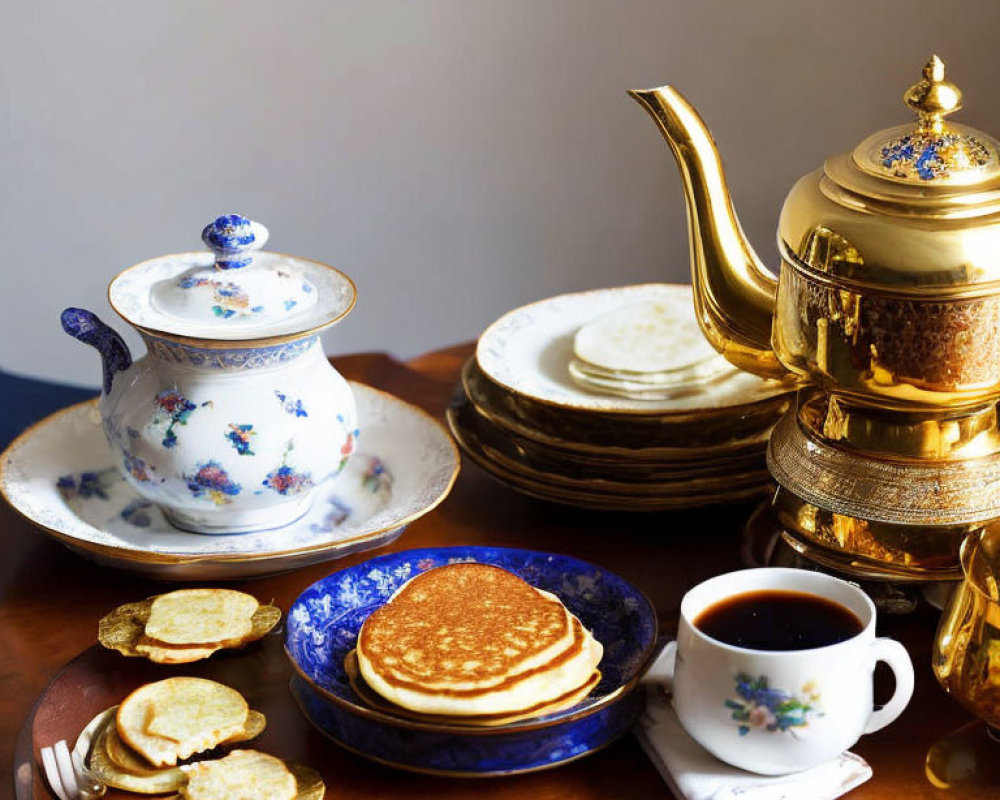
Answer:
[[201, 214, 270, 270]]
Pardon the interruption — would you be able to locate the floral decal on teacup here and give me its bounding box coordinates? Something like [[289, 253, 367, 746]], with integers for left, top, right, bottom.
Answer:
[[725, 673, 822, 736]]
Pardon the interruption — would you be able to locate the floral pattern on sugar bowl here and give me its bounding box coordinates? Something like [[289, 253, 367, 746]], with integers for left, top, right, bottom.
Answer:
[[61, 215, 359, 534], [726, 673, 822, 736]]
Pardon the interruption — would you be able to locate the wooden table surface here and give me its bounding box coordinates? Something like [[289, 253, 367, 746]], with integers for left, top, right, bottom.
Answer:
[[2, 344, 976, 799]]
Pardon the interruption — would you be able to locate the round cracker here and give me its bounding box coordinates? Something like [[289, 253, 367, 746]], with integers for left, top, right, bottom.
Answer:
[[117, 678, 249, 767], [90, 724, 187, 794], [145, 589, 259, 646], [98, 599, 153, 656], [181, 750, 296, 800], [289, 763, 325, 800], [225, 710, 267, 744], [136, 635, 222, 664], [99, 593, 281, 663]]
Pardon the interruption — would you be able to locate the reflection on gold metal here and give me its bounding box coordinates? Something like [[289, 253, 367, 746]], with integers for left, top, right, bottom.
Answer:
[[632, 57, 1000, 580], [774, 488, 969, 581], [631, 57, 1000, 406], [799, 392, 1000, 461], [927, 528, 1000, 791], [627, 86, 785, 380], [905, 55, 962, 134]]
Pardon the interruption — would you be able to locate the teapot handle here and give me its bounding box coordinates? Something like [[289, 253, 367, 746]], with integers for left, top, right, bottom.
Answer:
[[60, 308, 132, 394]]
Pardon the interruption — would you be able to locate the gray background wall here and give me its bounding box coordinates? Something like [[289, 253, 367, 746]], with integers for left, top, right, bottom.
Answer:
[[4, 0, 998, 386]]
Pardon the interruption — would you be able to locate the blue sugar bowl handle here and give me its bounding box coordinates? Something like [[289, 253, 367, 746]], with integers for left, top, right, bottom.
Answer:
[[201, 214, 270, 270], [60, 308, 133, 395]]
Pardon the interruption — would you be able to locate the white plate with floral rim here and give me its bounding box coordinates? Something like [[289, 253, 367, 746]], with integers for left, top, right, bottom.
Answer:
[[0, 383, 459, 580], [476, 284, 794, 414]]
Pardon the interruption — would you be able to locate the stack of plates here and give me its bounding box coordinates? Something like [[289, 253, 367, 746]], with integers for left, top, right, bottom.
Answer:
[[449, 284, 796, 511]]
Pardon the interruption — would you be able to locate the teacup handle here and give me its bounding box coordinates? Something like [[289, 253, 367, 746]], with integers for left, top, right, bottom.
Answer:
[[863, 637, 914, 734]]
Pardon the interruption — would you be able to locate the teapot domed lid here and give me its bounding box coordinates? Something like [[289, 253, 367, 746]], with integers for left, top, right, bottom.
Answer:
[[779, 57, 1000, 293], [108, 215, 356, 344], [850, 56, 1000, 186]]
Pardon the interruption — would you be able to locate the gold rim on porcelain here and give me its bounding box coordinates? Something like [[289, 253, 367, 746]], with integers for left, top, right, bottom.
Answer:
[[0, 391, 459, 566]]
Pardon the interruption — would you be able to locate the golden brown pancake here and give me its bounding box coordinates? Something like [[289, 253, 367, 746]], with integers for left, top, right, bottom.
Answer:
[[356, 564, 603, 716], [358, 564, 572, 690]]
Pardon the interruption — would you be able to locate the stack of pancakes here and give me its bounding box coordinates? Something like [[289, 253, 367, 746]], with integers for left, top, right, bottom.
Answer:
[[349, 563, 603, 725], [449, 284, 796, 511]]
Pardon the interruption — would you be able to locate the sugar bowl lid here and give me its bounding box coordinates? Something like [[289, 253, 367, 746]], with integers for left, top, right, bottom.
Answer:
[[109, 215, 356, 343]]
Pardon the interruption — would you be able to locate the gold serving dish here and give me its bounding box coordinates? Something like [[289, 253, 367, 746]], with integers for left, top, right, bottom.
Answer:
[[632, 56, 1000, 578]]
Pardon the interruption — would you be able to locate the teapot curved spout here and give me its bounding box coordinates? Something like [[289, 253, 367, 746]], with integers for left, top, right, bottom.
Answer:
[[61, 308, 133, 394], [628, 85, 786, 379]]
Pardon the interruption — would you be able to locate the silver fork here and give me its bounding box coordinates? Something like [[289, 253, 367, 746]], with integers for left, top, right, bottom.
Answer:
[[40, 739, 104, 800], [40, 709, 109, 800]]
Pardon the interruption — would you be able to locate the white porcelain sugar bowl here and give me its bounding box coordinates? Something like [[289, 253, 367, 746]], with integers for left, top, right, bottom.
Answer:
[[61, 214, 358, 534]]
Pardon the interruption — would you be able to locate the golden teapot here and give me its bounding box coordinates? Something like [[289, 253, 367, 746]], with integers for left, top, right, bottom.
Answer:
[[631, 55, 1000, 409], [632, 57, 1000, 579]]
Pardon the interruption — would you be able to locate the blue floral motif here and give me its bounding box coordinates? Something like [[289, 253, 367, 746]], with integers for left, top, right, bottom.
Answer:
[[184, 461, 242, 505], [285, 546, 657, 774], [155, 390, 197, 448], [225, 423, 256, 456], [725, 673, 822, 736], [284, 299, 298, 311], [56, 470, 115, 501], [263, 464, 314, 496], [880, 131, 991, 181], [310, 497, 352, 532], [120, 499, 154, 527], [275, 390, 308, 417], [122, 450, 152, 482], [362, 457, 391, 494]]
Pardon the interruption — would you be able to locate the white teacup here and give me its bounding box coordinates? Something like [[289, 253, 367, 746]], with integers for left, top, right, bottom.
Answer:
[[660, 568, 914, 775]]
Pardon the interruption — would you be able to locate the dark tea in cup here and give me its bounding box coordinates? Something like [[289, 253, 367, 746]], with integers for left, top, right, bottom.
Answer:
[[693, 590, 864, 651]]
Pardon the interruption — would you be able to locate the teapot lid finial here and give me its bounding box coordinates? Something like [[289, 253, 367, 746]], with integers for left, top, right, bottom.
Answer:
[[904, 55, 962, 134]]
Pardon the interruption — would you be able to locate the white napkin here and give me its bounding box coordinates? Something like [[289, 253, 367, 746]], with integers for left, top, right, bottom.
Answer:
[[635, 645, 873, 800]]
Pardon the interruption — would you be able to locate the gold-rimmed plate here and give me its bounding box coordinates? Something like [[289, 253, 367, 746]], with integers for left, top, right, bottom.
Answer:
[[448, 405, 773, 512], [476, 285, 796, 416], [0, 383, 458, 580], [453, 397, 769, 493], [463, 359, 790, 458]]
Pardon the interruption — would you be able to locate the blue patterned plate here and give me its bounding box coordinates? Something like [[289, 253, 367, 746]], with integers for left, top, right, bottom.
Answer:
[[285, 545, 658, 775]]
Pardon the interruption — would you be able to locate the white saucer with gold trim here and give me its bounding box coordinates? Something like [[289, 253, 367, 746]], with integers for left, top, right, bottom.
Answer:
[[0, 383, 458, 580]]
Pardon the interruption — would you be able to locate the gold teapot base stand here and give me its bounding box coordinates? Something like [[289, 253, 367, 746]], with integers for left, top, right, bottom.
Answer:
[[770, 487, 972, 582], [742, 500, 952, 614], [769, 393, 1000, 528]]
